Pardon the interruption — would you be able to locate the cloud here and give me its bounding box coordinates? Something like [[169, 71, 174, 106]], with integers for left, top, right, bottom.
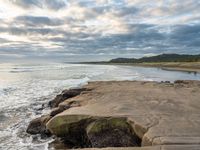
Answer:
[[9, 0, 41, 8], [15, 16, 65, 26], [9, 0, 68, 10], [169, 24, 200, 49], [0, 0, 200, 62], [44, 0, 68, 10]]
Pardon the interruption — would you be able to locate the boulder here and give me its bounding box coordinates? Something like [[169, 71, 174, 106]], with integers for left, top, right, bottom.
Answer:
[[47, 115, 93, 148], [86, 117, 141, 148], [26, 115, 52, 135], [50, 106, 70, 117], [50, 100, 82, 117], [174, 80, 189, 84], [49, 88, 87, 108], [46, 115, 141, 148]]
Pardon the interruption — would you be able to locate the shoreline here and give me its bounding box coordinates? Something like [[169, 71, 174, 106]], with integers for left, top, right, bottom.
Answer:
[[27, 80, 200, 149], [79, 62, 200, 73], [160, 67, 199, 74], [130, 62, 200, 73]]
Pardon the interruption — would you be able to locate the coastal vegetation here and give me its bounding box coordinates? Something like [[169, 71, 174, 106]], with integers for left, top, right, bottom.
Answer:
[[109, 54, 200, 63], [82, 54, 200, 73]]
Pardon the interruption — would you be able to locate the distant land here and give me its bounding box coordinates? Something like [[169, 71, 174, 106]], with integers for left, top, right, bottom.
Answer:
[[80, 54, 200, 73], [109, 53, 200, 63]]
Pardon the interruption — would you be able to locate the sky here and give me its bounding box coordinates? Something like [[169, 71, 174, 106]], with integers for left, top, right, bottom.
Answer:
[[0, 0, 200, 62]]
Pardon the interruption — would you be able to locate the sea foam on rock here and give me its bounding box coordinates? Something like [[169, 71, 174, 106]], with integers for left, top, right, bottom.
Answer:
[[27, 88, 87, 135]]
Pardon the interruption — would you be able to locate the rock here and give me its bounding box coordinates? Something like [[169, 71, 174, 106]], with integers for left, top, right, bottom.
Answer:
[[36, 80, 200, 149], [49, 88, 87, 108], [47, 115, 93, 148], [50, 105, 70, 117], [161, 81, 170, 84], [50, 107, 65, 117], [49, 138, 71, 150], [174, 80, 189, 84], [50, 100, 82, 117], [46, 81, 200, 149], [174, 80, 200, 88], [46, 114, 92, 137], [174, 80, 198, 85], [26, 115, 52, 135], [67, 100, 81, 107], [86, 117, 141, 148], [46, 115, 141, 148]]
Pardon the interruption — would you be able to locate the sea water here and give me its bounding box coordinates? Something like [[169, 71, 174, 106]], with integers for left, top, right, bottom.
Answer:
[[0, 63, 200, 150]]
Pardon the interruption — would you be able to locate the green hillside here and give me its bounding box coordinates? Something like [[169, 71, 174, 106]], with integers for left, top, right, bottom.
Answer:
[[109, 54, 200, 63]]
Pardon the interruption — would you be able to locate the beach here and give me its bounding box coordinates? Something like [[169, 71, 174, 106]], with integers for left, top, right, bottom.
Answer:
[[130, 62, 200, 73], [86, 62, 200, 73]]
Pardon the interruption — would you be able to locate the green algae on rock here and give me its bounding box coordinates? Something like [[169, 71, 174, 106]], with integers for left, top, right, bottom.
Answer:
[[86, 117, 141, 147], [47, 115, 94, 148], [47, 115, 141, 148]]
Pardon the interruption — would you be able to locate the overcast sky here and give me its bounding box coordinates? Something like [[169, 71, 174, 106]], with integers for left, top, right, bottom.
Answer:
[[0, 0, 200, 62]]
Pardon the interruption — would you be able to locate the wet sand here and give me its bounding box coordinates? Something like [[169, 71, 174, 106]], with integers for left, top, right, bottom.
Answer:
[[131, 62, 200, 73], [83, 62, 200, 73]]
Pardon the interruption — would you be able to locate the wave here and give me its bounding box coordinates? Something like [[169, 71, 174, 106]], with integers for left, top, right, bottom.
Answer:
[[0, 77, 90, 110], [0, 63, 116, 74]]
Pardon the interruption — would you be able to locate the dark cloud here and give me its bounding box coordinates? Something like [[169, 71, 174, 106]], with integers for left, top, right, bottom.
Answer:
[[15, 16, 65, 26], [1, 22, 200, 60], [9, 0, 42, 8], [9, 0, 68, 10], [0, 26, 62, 36], [169, 24, 200, 48], [44, 0, 67, 10], [0, 0, 200, 62]]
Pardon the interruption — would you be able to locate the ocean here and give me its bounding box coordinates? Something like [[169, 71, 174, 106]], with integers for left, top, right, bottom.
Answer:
[[0, 63, 200, 150]]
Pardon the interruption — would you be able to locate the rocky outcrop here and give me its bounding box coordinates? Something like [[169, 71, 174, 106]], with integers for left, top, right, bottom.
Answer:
[[47, 115, 93, 148], [50, 100, 82, 117], [26, 115, 52, 135], [28, 80, 200, 149], [48, 88, 88, 108], [50, 106, 68, 117], [46, 115, 141, 148], [27, 88, 86, 138]]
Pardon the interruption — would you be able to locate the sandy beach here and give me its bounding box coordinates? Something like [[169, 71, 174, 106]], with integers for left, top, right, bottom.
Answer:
[[86, 62, 200, 73], [131, 62, 200, 73]]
